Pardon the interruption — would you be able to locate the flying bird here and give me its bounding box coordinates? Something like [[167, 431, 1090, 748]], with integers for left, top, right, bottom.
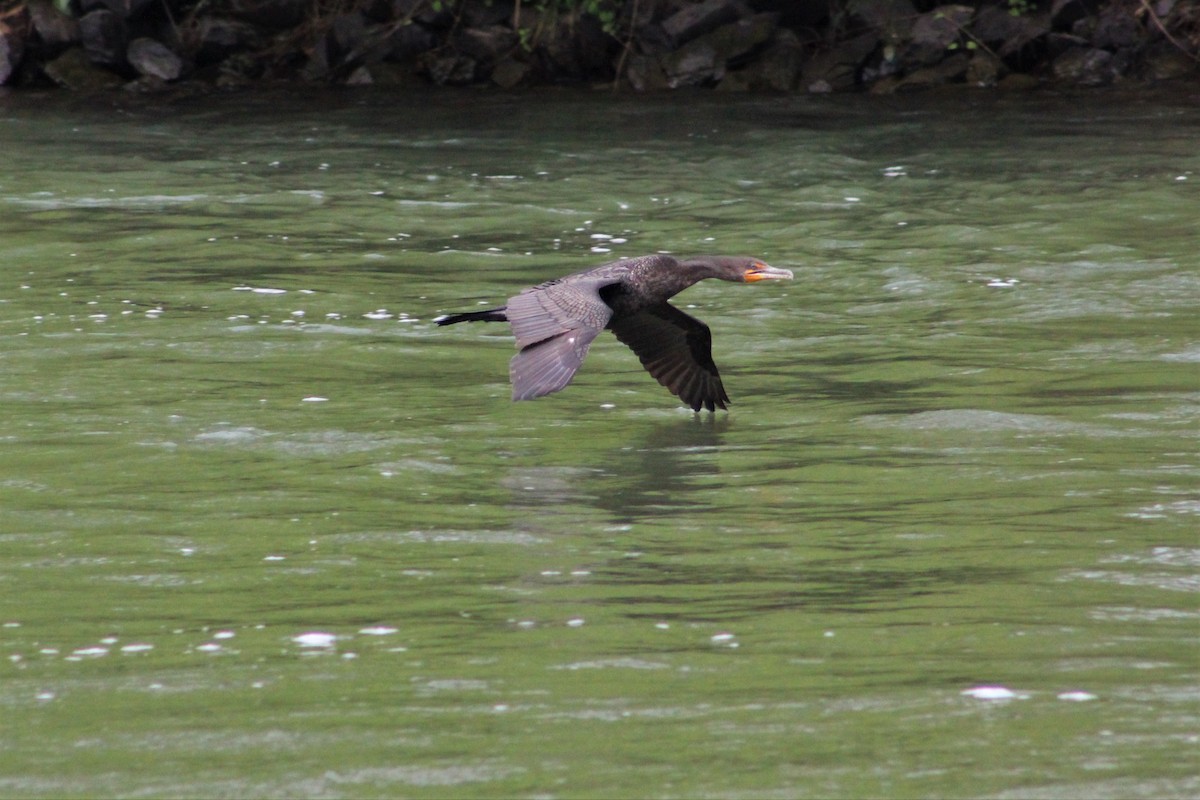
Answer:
[[436, 254, 793, 411]]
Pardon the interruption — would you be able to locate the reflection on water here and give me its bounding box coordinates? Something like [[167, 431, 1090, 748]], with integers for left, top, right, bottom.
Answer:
[[1, 89, 1197, 799]]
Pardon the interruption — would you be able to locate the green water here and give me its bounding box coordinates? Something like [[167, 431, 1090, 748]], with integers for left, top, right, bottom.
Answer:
[[1, 89, 1197, 798]]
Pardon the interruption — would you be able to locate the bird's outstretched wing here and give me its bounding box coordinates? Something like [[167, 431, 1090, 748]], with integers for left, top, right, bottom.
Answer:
[[506, 278, 615, 401], [608, 302, 730, 412]]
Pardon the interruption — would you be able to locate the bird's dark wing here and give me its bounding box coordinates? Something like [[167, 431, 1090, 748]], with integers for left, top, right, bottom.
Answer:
[[506, 278, 616, 401], [608, 302, 730, 412]]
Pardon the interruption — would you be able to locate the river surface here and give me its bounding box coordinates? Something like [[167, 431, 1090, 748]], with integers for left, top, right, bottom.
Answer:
[[1, 87, 1197, 798]]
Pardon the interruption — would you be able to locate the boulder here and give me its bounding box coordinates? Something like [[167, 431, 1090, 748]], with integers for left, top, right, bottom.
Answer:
[[29, 1, 78, 48], [663, 41, 721, 87], [1052, 46, 1115, 85], [905, 4, 973, 67], [455, 24, 517, 64], [0, 11, 25, 85], [624, 52, 669, 91], [185, 17, 261, 65], [801, 31, 880, 92], [756, 28, 805, 91], [79, 9, 126, 68], [388, 22, 435, 62], [43, 45, 122, 89], [661, 0, 744, 46], [491, 56, 530, 88], [127, 37, 183, 80], [971, 5, 1050, 57], [1140, 40, 1197, 81], [424, 53, 476, 85]]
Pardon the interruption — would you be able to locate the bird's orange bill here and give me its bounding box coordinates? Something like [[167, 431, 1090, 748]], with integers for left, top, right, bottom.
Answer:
[[744, 262, 794, 282]]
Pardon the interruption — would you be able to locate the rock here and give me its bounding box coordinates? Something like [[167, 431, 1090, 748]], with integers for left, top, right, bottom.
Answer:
[[460, 0, 513, 28], [661, 0, 744, 46], [851, 0, 917, 38], [0, 13, 25, 86], [702, 12, 779, 63], [345, 64, 372, 84], [624, 52, 668, 91], [127, 37, 183, 80], [902, 50, 969, 87], [388, 22, 435, 62], [29, 0, 78, 48], [971, 5, 1050, 57], [801, 31, 879, 92], [455, 24, 517, 64], [228, 0, 308, 31], [1141, 41, 1197, 81], [663, 41, 721, 87], [424, 53, 476, 85], [1051, 0, 1104, 30], [43, 45, 122, 89], [79, 0, 156, 19], [1088, 4, 1142, 50], [757, 29, 804, 91], [491, 56, 530, 88], [79, 9, 126, 68], [906, 4, 973, 66], [966, 49, 1002, 86], [186, 17, 261, 65], [997, 72, 1041, 90], [1052, 46, 1115, 85]]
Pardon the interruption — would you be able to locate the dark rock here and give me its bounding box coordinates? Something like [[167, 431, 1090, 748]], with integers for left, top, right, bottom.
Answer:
[[79, 10, 126, 68], [185, 17, 261, 65], [43, 45, 122, 89], [661, 0, 744, 46], [702, 12, 778, 64], [331, 12, 368, 58], [971, 5, 1050, 57], [1140, 40, 1197, 81], [461, 0, 513, 28], [663, 41, 721, 87], [624, 52, 668, 91], [851, 0, 917, 38], [747, 0, 827, 29], [801, 31, 879, 92], [345, 65, 373, 84], [1089, 4, 1142, 50], [906, 4, 973, 67], [904, 50, 970, 86], [228, 0, 308, 31], [79, 0, 156, 19], [387, 22, 436, 62], [455, 25, 518, 64], [1051, 0, 1104, 30], [540, 15, 614, 82], [0, 10, 26, 86], [424, 53, 476, 85], [966, 49, 1003, 86], [127, 37, 182, 80], [29, 1, 78, 48], [491, 56, 530, 88], [756, 28, 804, 91], [1052, 46, 1115, 85]]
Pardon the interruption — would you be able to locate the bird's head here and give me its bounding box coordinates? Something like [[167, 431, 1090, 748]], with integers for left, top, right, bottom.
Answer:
[[741, 259, 794, 283]]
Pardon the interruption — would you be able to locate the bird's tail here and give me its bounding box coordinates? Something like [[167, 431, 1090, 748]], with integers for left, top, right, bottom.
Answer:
[[436, 308, 508, 326]]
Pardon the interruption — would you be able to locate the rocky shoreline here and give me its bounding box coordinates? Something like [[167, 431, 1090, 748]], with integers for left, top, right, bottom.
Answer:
[[1, 0, 1196, 94]]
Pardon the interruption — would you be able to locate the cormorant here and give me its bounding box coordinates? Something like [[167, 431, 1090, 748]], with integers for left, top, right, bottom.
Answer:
[[436, 254, 793, 411]]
